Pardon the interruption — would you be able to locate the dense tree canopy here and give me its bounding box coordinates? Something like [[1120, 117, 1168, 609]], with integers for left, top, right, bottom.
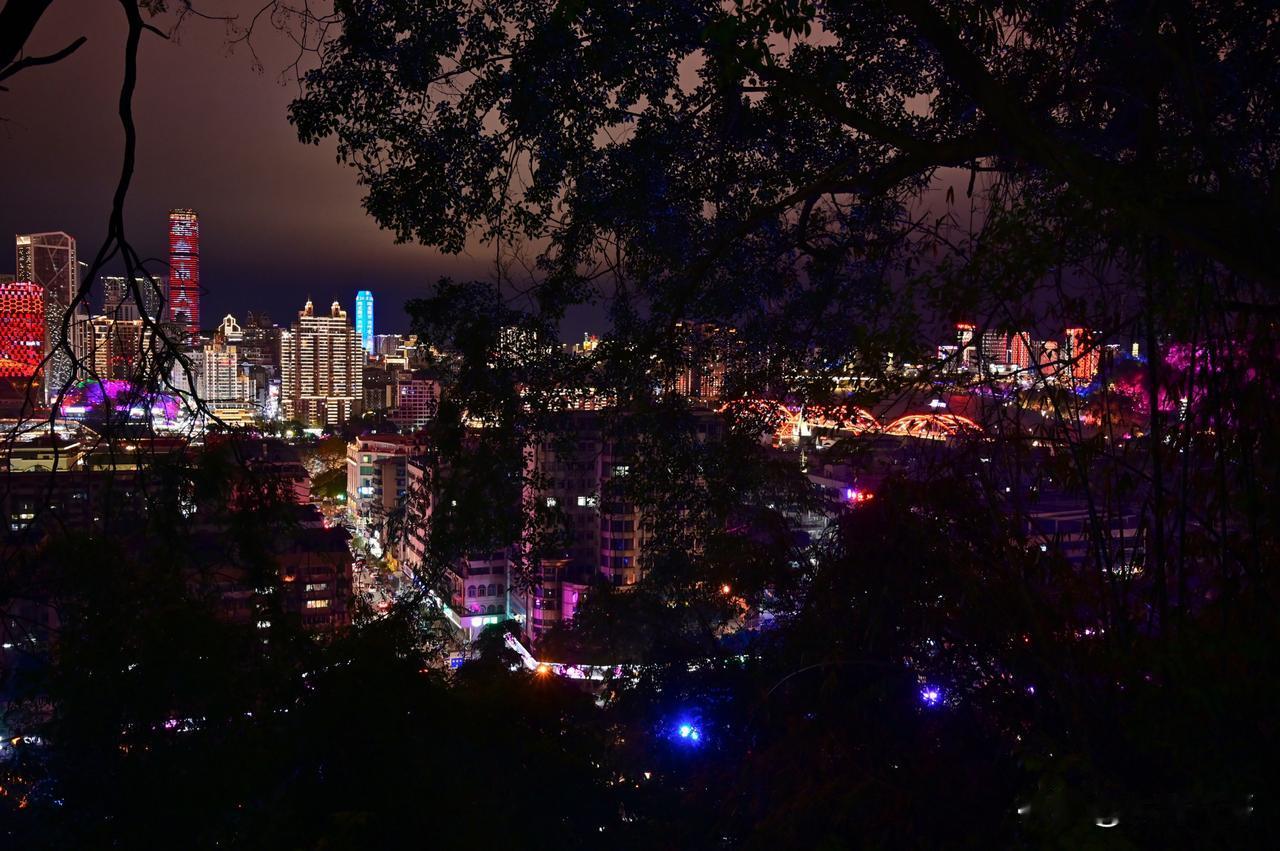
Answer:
[[293, 0, 1280, 320]]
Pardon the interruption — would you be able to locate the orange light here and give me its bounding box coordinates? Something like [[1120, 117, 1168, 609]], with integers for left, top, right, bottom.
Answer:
[[720, 584, 732, 595], [536, 663, 551, 676]]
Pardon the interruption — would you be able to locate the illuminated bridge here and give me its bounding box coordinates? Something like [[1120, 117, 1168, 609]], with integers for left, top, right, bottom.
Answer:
[[719, 399, 982, 442]]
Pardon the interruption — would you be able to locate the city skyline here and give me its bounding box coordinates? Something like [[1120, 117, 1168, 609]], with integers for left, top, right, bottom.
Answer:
[[0, 1, 504, 336]]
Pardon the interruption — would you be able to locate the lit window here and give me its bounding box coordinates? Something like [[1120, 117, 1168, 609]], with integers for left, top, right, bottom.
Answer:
[[546, 497, 557, 507], [305, 583, 328, 592], [305, 599, 330, 609]]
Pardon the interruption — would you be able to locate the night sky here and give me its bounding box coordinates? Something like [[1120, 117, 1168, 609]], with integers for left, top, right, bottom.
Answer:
[[0, 2, 495, 335]]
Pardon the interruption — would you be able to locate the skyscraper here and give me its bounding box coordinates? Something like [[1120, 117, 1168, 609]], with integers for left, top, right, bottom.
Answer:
[[16, 232, 81, 400], [16, 232, 78, 305], [102, 275, 164, 322], [355, 290, 374, 354], [1009, 331, 1035, 371], [240, 311, 281, 370], [980, 329, 1010, 367], [670, 321, 736, 402], [279, 299, 364, 426], [1065, 327, 1101, 383], [955, 322, 977, 369], [196, 340, 257, 412], [167, 209, 200, 338], [0, 279, 45, 381]]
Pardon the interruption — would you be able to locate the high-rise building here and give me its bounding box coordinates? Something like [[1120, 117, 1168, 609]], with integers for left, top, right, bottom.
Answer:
[[85, 315, 148, 380], [167, 209, 200, 338], [1064, 327, 1100, 383], [240, 311, 280, 370], [355, 290, 374, 354], [17, 232, 81, 400], [980, 329, 1009, 367], [215, 314, 243, 345], [101, 275, 164, 322], [573, 332, 600, 356], [388, 371, 440, 431], [279, 299, 364, 426], [671, 321, 736, 402], [955, 322, 977, 369], [0, 279, 45, 381], [345, 433, 427, 530], [102, 276, 138, 321], [373, 333, 403, 357], [16, 232, 77, 305], [1039, 339, 1062, 376], [196, 340, 257, 412], [362, 364, 393, 412], [1009, 331, 1035, 371], [382, 334, 420, 370]]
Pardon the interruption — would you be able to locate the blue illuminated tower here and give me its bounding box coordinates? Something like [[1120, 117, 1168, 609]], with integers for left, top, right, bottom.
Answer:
[[355, 290, 374, 354]]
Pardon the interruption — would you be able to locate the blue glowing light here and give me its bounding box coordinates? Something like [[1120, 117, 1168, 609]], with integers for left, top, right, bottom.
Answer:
[[355, 290, 375, 354], [675, 721, 703, 744], [919, 686, 943, 707]]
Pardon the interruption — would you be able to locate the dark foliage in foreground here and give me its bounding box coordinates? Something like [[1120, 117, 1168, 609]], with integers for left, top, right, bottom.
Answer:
[[4, 480, 1276, 847]]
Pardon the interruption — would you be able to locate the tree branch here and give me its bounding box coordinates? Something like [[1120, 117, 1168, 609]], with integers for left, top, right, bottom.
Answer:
[[0, 34, 86, 86]]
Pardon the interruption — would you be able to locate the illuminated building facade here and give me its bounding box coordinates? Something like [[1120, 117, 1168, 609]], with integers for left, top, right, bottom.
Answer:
[[16, 231, 77, 305], [1039, 340, 1061, 376], [0, 279, 45, 381], [389, 372, 440, 431], [980, 329, 1009, 366], [167, 209, 200, 339], [672, 321, 736, 401], [240, 311, 280, 369], [279, 299, 364, 426], [345, 433, 425, 522], [955, 322, 977, 368], [1065, 327, 1101, 383], [87, 315, 147, 380], [355, 289, 374, 354], [374, 333, 403, 356], [346, 433, 426, 559], [1009, 331, 1035, 371], [197, 340, 258, 412], [101, 275, 163, 322], [17, 232, 81, 400], [215, 314, 243, 345]]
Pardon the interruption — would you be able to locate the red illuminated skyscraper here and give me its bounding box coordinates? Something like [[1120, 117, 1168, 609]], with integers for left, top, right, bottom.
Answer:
[[1065, 327, 1100, 383], [167, 209, 200, 338], [1009, 331, 1035, 371], [0, 279, 46, 381]]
